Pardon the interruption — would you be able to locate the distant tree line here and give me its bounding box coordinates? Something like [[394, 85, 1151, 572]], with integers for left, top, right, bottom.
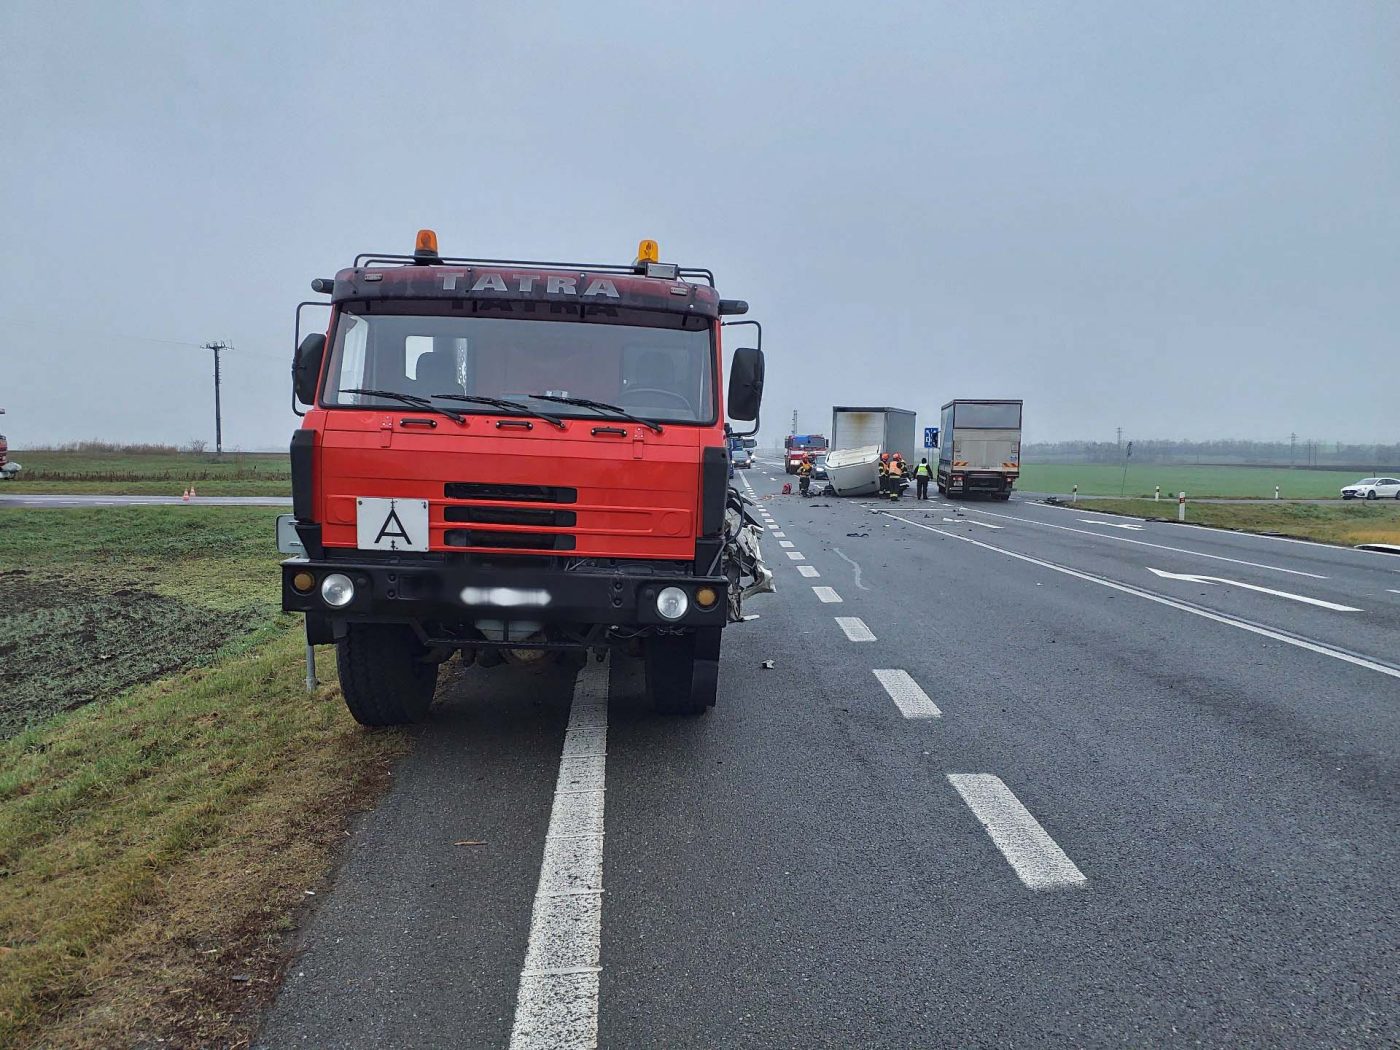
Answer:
[[1025, 439, 1400, 471]]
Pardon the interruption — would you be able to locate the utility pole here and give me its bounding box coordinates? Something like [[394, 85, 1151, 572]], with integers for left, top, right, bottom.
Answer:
[[202, 341, 232, 455], [1290, 432, 1297, 468], [791, 410, 798, 436], [1116, 426, 1122, 449]]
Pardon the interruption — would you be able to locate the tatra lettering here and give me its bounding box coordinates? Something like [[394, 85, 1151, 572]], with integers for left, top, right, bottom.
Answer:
[[582, 278, 620, 298], [471, 273, 508, 293], [546, 276, 578, 295]]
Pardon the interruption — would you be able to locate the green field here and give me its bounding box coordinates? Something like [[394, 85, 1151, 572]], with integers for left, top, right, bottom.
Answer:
[[0, 507, 405, 1047], [1018, 463, 1371, 499], [2, 448, 290, 496], [1075, 498, 1400, 547]]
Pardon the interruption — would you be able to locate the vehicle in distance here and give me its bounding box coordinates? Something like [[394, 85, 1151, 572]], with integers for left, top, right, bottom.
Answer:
[[1341, 477, 1400, 500], [830, 406, 916, 464], [784, 433, 828, 473], [281, 231, 774, 725], [732, 448, 752, 469], [937, 399, 1022, 499], [811, 453, 829, 481]]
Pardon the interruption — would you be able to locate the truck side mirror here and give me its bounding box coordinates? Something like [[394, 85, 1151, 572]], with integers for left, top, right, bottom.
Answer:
[[727, 347, 764, 422], [294, 333, 326, 405]]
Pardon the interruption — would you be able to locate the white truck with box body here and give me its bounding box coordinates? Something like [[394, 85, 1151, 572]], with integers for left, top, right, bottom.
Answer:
[[830, 406, 917, 463], [936, 399, 1022, 499]]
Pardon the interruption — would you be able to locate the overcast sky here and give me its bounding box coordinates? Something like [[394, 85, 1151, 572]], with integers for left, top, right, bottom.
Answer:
[[2, 1, 1396, 451]]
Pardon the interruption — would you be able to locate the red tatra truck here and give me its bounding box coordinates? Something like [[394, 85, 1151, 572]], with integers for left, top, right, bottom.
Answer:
[[282, 232, 772, 725]]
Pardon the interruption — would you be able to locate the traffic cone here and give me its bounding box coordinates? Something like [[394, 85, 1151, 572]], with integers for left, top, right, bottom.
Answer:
[[182, 488, 190, 502], [189, 485, 197, 498]]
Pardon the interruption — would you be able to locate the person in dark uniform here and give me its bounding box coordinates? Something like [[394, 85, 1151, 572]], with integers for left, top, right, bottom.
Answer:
[[915, 457, 932, 500]]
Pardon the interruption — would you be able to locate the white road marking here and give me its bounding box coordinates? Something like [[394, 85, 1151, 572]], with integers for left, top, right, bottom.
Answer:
[[966, 507, 1328, 579], [948, 774, 1086, 890], [1389, 589, 1400, 594], [831, 548, 869, 590], [509, 670, 609, 1050], [1079, 519, 1143, 530], [773, 531, 786, 538], [797, 565, 821, 578], [943, 517, 1002, 529], [779, 540, 795, 548], [786, 551, 805, 560], [886, 512, 1400, 681], [1146, 567, 1361, 611], [812, 586, 842, 603], [767, 525, 780, 531], [835, 616, 875, 641], [873, 669, 941, 719]]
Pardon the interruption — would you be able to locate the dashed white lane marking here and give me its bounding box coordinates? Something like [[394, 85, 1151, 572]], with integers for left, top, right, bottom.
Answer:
[[947, 774, 1086, 890], [966, 507, 1327, 579], [786, 551, 805, 560], [872, 669, 941, 719], [1388, 589, 1400, 594], [797, 565, 821, 578], [773, 531, 786, 538], [767, 525, 780, 531], [779, 540, 795, 548], [1146, 567, 1360, 612], [835, 616, 875, 641], [509, 669, 609, 1049], [886, 512, 1400, 681], [812, 586, 842, 603]]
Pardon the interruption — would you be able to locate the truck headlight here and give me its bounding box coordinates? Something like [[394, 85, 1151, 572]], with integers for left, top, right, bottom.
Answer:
[[656, 586, 689, 621], [321, 572, 356, 608]]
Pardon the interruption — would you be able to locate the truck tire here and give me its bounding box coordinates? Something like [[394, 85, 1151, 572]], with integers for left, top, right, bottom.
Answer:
[[336, 623, 438, 726], [644, 628, 720, 716]]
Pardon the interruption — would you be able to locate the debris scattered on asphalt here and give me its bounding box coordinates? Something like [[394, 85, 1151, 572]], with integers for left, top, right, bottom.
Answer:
[[454, 840, 486, 846], [230, 974, 251, 983], [845, 532, 868, 538], [761, 660, 775, 669]]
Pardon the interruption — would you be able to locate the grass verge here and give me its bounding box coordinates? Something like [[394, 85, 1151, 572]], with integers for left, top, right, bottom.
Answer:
[[1074, 498, 1400, 547], [1019, 463, 1376, 499], [2, 449, 290, 497], [0, 508, 410, 1047]]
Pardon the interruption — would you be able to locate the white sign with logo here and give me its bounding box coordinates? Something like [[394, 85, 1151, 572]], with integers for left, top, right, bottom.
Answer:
[[356, 497, 430, 552]]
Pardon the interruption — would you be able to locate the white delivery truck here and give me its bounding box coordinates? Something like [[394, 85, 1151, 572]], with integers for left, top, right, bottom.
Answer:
[[936, 399, 1022, 499], [830, 406, 917, 462]]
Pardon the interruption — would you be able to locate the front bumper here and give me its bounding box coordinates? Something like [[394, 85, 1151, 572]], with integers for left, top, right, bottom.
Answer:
[[281, 557, 729, 631]]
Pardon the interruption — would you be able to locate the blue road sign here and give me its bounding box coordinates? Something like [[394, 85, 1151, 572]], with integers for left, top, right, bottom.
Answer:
[[924, 426, 939, 448]]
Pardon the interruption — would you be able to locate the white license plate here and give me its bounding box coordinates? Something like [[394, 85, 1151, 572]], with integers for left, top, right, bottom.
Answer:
[[356, 497, 430, 552]]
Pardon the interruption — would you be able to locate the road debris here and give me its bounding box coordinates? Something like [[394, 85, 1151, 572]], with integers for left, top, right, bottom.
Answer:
[[454, 840, 486, 846], [761, 660, 775, 669]]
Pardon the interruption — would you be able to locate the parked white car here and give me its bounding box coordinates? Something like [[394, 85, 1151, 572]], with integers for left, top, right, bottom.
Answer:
[[1340, 477, 1400, 500]]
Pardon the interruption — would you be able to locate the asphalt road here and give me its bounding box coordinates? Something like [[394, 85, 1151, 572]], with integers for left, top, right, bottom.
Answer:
[[0, 493, 292, 507], [255, 459, 1400, 1048]]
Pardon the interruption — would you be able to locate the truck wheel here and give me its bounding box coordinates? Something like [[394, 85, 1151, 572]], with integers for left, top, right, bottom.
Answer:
[[335, 623, 438, 726], [644, 628, 720, 716]]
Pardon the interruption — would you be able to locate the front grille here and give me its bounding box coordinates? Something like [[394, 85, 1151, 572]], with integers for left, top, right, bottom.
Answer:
[[444, 482, 577, 504], [444, 529, 577, 551], [445, 505, 577, 527]]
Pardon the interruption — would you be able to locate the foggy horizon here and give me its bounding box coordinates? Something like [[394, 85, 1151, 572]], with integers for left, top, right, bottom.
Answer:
[[2, 2, 1396, 452]]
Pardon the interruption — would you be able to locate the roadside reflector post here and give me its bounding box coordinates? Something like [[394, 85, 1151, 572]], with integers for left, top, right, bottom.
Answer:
[[1072, 484, 1078, 504], [1154, 485, 1160, 502], [1275, 485, 1280, 500], [305, 644, 319, 694], [1178, 491, 1186, 522]]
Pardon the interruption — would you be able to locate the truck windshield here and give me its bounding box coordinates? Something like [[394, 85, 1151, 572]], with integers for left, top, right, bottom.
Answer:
[[322, 308, 716, 425]]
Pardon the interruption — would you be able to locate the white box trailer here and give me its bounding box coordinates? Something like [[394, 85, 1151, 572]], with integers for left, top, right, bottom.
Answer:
[[830, 407, 917, 462], [937, 400, 1022, 499]]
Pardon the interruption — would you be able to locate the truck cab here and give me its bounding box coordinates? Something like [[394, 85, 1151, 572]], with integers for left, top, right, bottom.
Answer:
[[282, 233, 771, 725]]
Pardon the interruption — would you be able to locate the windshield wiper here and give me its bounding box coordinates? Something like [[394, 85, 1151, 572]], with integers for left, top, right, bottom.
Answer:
[[527, 394, 664, 434], [432, 393, 566, 430], [339, 388, 464, 424]]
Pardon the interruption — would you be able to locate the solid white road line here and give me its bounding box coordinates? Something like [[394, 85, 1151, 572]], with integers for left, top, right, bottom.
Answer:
[[779, 540, 795, 548], [509, 670, 609, 1050], [835, 616, 875, 641], [812, 586, 843, 603], [885, 512, 1400, 681], [786, 551, 805, 560], [1078, 519, 1143, 530], [1389, 589, 1400, 594], [872, 669, 941, 719], [1146, 567, 1361, 612], [966, 507, 1328, 579], [948, 774, 1086, 890], [797, 565, 821, 578]]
